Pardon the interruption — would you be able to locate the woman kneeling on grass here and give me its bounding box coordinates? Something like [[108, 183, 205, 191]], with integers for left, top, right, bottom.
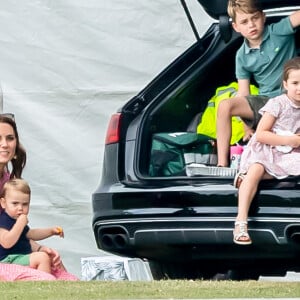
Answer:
[[233, 57, 300, 245], [0, 114, 77, 281]]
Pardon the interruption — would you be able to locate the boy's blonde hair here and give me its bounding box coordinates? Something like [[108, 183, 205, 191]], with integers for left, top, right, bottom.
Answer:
[[1, 178, 31, 198], [227, 0, 263, 22]]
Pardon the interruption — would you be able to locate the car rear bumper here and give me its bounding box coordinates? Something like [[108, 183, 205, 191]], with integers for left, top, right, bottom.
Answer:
[[93, 215, 300, 260], [92, 182, 300, 270]]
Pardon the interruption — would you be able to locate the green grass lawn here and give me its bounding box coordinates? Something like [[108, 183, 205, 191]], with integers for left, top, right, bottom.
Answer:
[[1, 280, 300, 300]]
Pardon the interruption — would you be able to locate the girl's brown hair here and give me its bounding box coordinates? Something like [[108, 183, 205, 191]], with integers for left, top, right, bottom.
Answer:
[[283, 57, 300, 82]]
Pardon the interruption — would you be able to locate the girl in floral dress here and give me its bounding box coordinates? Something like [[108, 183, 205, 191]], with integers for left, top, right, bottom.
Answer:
[[233, 57, 300, 245]]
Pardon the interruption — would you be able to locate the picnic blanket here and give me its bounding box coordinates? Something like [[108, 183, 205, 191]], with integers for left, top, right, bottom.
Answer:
[[0, 263, 79, 281]]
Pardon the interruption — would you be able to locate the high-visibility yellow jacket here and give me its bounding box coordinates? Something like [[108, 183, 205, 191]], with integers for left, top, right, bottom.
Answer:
[[197, 82, 259, 145]]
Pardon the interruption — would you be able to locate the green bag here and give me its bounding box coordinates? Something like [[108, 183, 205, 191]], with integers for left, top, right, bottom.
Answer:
[[149, 132, 216, 177]]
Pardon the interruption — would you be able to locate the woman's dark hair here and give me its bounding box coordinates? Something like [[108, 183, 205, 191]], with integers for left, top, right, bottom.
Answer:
[[0, 116, 26, 178]]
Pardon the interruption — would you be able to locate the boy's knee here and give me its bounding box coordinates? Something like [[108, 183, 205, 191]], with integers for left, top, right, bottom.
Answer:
[[217, 98, 231, 116]]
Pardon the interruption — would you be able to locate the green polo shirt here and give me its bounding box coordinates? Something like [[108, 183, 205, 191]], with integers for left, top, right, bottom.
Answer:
[[236, 17, 296, 98]]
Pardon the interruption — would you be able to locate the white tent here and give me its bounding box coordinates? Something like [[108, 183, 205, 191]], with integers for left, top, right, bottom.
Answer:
[[0, 1, 212, 277]]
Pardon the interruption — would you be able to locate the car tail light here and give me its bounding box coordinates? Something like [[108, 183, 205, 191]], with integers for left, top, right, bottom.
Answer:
[[105, 113, 121, 145]]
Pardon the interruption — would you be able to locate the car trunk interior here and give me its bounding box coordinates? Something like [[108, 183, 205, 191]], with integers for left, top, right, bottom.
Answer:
[[136, 17, 300, 178]]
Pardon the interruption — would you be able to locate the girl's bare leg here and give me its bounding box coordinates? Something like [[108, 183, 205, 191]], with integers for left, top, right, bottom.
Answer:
[[236, 163, 265, 222], [234, 163, 273, 244]]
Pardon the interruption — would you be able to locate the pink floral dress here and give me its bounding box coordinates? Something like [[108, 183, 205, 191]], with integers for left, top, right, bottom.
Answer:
[[239, 94, 300, 179]]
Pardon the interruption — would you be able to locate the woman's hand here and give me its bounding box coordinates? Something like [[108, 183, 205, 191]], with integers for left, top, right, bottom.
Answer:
[[39, 246, 66, 270]]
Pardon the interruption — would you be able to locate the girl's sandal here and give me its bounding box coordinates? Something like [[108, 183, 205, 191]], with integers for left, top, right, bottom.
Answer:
[[233, 221, 252, 245], [233, 172, 246, 189]]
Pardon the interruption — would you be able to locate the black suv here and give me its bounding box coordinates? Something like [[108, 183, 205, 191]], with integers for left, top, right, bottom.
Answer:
[[92, 0, 300, 279]]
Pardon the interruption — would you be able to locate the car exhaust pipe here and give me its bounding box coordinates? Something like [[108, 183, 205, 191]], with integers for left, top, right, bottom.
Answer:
[[100, 232, 129, 250], [289, 232, 300, 244], [113, 234, 129, 248], [286, 225, 300, 245], [101, 234, 115, 249]]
